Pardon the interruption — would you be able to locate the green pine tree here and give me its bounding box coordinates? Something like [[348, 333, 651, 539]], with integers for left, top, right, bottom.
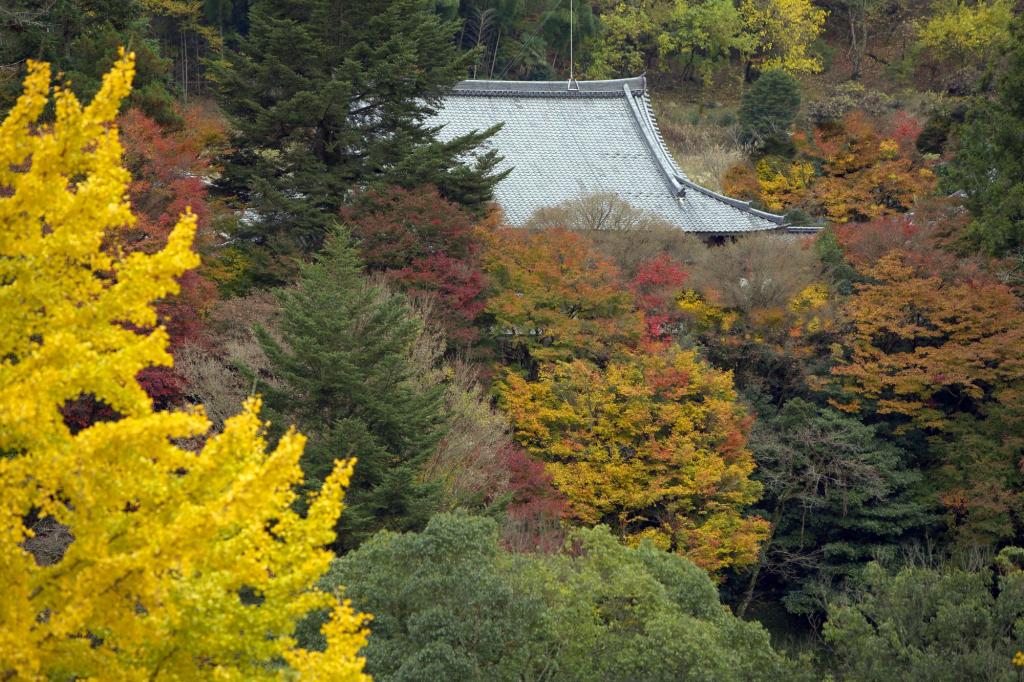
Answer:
[[737, 398, 934, 618], [211, 0, 503, 274], [256, 228, 446, 549], [739, 69, 801, 155], [944, 16, 1024, 257], [1, 0, 178, 123]]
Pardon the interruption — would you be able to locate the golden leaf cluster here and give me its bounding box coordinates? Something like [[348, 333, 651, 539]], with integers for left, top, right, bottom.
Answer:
[[502, 347, 768, 574], [0, 53, 369, 680]]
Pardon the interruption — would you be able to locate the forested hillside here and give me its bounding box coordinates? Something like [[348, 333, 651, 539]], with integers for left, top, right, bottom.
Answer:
[[2, 1, 1023, 679]]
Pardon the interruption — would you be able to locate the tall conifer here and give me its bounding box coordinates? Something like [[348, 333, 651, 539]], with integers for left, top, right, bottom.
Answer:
[[945, 16, 1024, 256], [257, 229, 446, 549], [213, 0, 502, 267]]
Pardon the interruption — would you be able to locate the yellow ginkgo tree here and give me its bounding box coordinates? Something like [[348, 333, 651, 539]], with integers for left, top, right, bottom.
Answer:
[[0, 52, 370, 680]]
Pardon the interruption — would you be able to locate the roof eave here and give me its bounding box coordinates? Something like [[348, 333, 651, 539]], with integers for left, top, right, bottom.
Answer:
[[675, 176, 787, 225], [624, 85, 787, 227]]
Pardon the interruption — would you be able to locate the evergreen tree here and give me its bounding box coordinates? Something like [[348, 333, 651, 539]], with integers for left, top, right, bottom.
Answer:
[[944, 16, 1024, 257], [212, 0, 503, 270], [0, 0, 178, 123], [257, 228, 447, 549], [737, 399, 933, 617], [824, 551, 1024, 682], [739, 69, 801, 154]]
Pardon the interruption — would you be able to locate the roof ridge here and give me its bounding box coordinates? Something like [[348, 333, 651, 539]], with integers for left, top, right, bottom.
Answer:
[[637, 93, 688, 181], [621, 83, 686, 197], [451, 76, 646, 96]]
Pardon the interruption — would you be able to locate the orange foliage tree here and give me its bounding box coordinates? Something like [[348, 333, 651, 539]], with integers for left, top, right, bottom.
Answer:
[[500, 346, 769, 574], [117, 105, 223, 408], [119, 104, 223, 346], [828, 250, 1024, 542], [724, 111, 935, 223], [829, 251, 1024, 430], [797, 112, 935, 223], [483, 227, 644, 368]]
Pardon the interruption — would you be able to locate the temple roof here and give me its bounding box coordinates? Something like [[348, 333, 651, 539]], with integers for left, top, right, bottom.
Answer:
[[430, 76, 787, 234]]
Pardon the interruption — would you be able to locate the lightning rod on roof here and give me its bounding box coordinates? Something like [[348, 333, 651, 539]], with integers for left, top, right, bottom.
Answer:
[[568, 0, 580, 90]]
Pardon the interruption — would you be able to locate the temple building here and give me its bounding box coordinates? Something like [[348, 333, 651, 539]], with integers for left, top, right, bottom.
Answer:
[[431, 76, 813, 236]]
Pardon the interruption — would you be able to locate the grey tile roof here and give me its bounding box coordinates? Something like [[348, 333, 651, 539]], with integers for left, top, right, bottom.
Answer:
[[430, 76, 788, 234]]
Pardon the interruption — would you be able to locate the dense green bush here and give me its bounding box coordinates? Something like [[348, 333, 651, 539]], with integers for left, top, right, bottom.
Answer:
[[300, 513, 805, 682], [739, 70, 801, 154], [944, 16, 1024, 256], [824, 551, 1024, 681]]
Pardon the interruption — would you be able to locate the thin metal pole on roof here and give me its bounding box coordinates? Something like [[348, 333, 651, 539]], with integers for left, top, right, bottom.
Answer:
[[490, 28, 500, 79], [568, 0, 579, 90]]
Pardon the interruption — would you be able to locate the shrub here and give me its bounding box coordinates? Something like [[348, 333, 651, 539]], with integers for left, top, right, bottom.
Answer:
[[739, 70, 801, 153], [525, 193, 676, 232], [825, 555, 1024, 681], [686, 233, 824, 313], [806, 82, 895, 125], [302, 514, 801, 682]]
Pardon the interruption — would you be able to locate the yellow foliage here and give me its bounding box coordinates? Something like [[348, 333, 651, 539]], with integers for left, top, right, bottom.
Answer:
[[677, 290, 739, 332], [590, 0, 822, 81], [741, 0, 827, 74], [136, 0, 224, 45], [789, 283, 829, 313], [788, 283, 830, 333], [916, 0, 1014, 63], [793, 112, 937, 224], [586, 0, 659, 79], [625, 527, 673, 552], [755, 157, 815, 211], [0, 54, 369, 680], [878, 138, 900, 160], [501, 348, 768, 574], [204, 245, 256, 291]]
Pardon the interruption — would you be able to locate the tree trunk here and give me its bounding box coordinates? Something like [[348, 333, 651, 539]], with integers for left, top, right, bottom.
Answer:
[[737, 503, 784, 618]]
